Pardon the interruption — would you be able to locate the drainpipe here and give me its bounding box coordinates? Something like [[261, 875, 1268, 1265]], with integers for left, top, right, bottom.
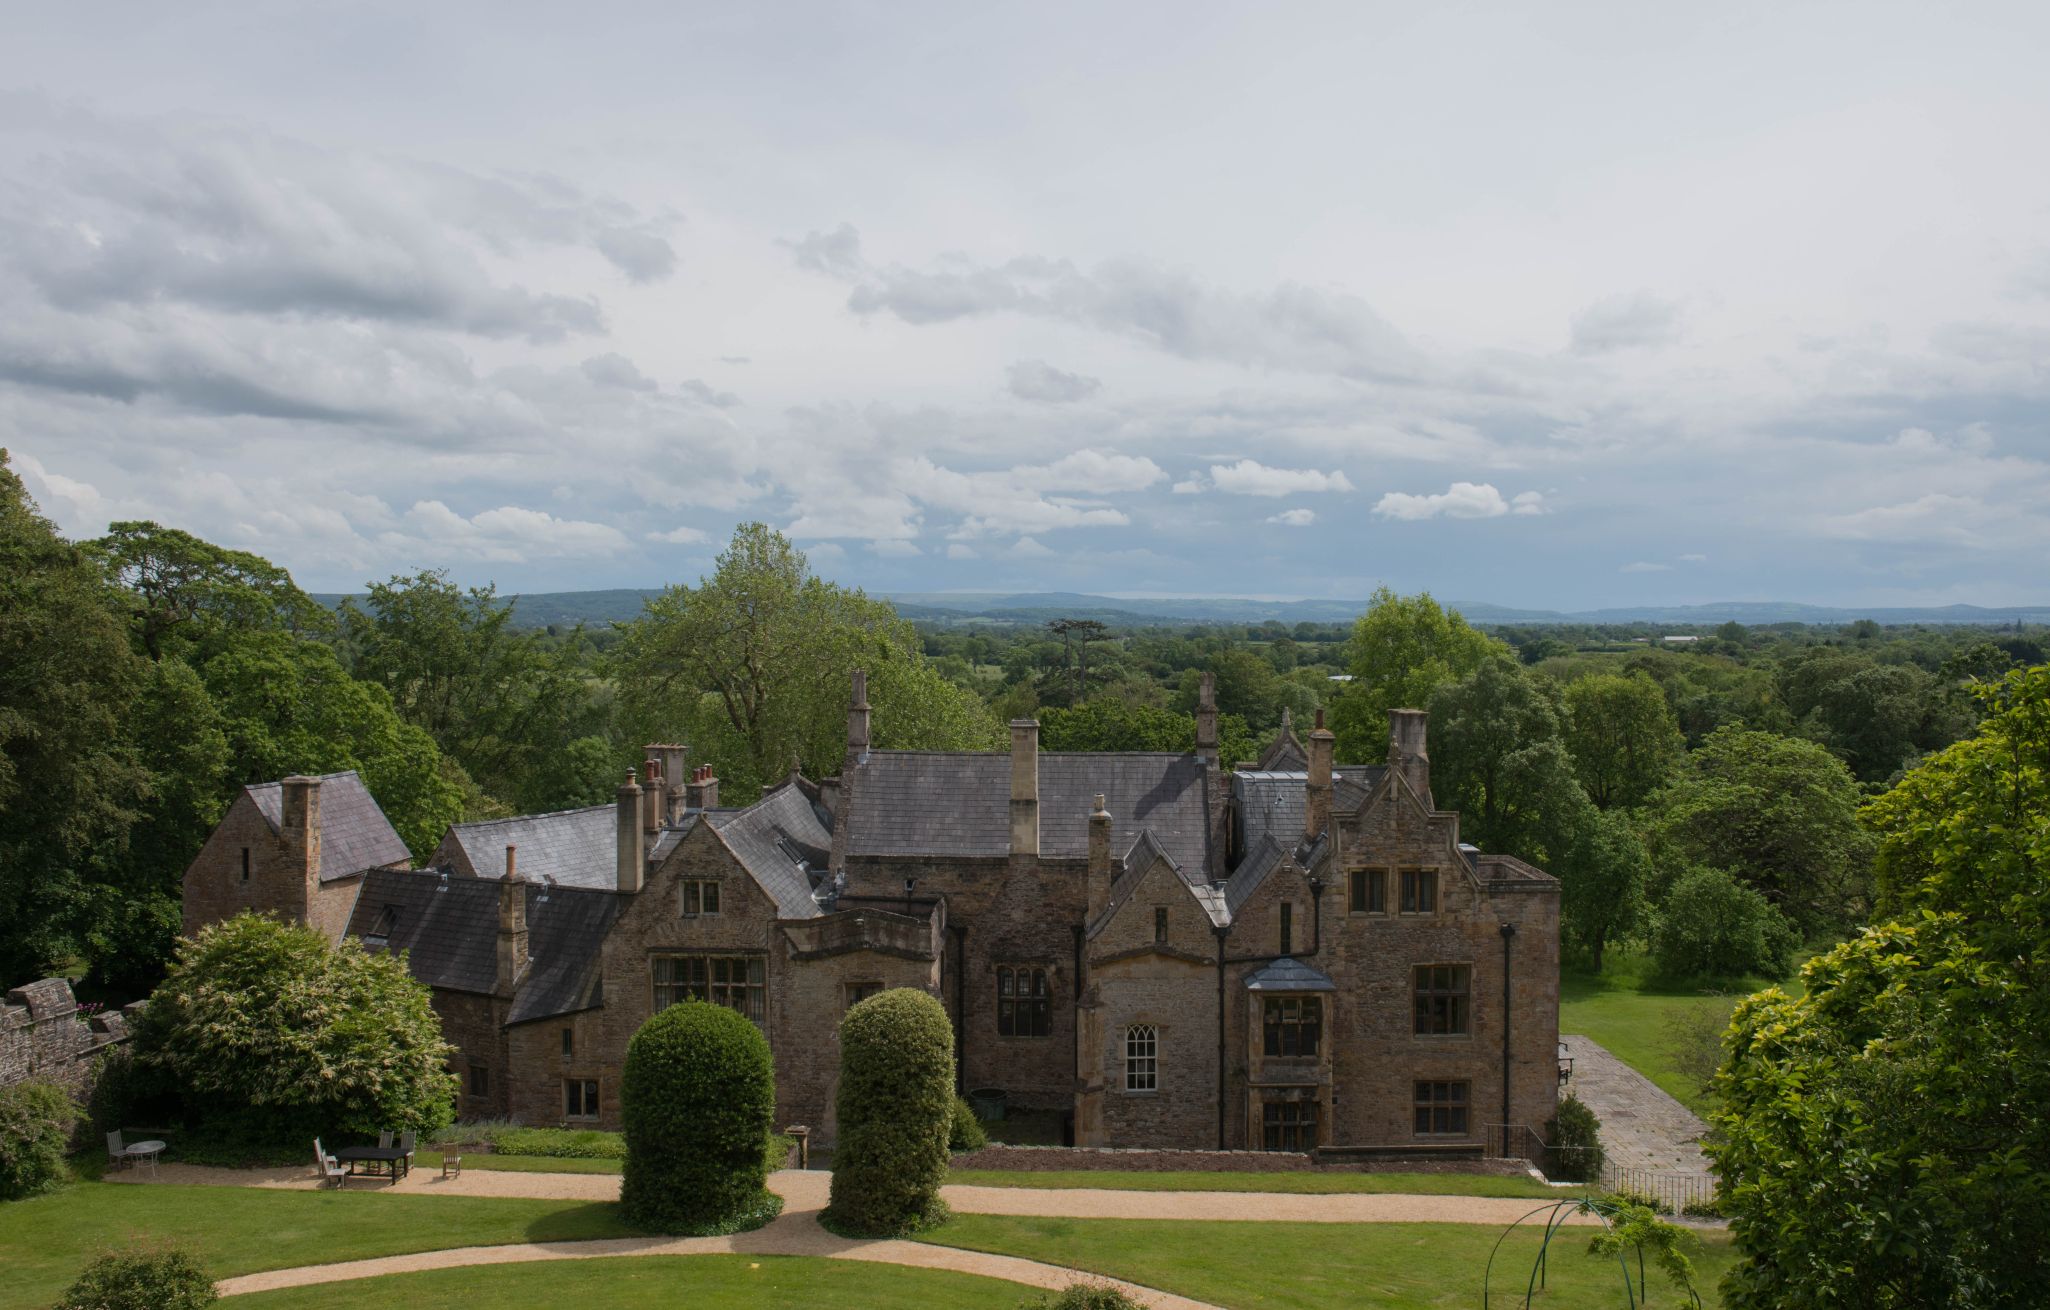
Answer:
[[953, 923, 969, 1095], [1214, 924, 1229, 1150], [1499, 921, 1516, 1158]]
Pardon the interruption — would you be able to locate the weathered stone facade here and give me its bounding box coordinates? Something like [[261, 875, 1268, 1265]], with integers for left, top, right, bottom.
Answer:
[[181, 674, 1561, 1159], [1, 978, 132, 1105]]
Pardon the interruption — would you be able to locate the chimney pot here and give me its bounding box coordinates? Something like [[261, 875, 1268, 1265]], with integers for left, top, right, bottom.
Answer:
[[505, 845, 517, 881]]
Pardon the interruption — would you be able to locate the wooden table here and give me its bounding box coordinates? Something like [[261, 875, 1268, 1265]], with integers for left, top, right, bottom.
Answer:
[[333, 1146, 409, 1180]]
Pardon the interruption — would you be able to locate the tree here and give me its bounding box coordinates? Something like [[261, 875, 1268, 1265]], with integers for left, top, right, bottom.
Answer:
[[615, 525, 1000, 803], [0, 451, 148, 982], [1560, 673, 1682, 809], [130, 914, 456, 1153], [1330, 587, 1506, 763], [91, 520, 326, 664], [825, 988, 956, 1236], [1427, 656, 1594, 866], [1708, 665, 2050, 1307], [619, 1000, 778, 1234], [1039, 699, 1254, 763], [1646, 726, 1872, 936], [1652, 865, 1797, 980], [1043, 618, 1112, 703], [1560, 810, 1650, 971]]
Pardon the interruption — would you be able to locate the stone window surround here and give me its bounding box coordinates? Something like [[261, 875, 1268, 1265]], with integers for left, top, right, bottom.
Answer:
[[995, 963, 1053, 1039], [679, 878, 722, 918], [1398, 867, 1441, 916], [651, 951, 767, 1023], [1347, 866, 1388, 915], [1413, 1079, 1471, 1136], [1412, 962, 1474, 1038], [1123, 1022, 1157, 1093], [564, 1076, 600, 1120]]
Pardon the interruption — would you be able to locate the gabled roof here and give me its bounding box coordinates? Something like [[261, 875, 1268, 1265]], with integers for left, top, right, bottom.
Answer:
[[507, 884, 622, 1024], [1244, 956, 1337, 992], [441, 805, 617, 889], [845, 751, 1213, 883], [707, 781, 832, 919], [1224, 832, 1286, 916], [1254, 711, 1307, 770], [247, 772, 410, 882]]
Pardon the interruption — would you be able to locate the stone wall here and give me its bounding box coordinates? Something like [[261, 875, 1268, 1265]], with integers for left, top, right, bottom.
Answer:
[[180, 791, 367, 942], [2, 978, 131, 1103]]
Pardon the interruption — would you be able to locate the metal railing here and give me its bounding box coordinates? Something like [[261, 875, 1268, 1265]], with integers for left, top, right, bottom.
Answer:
[[1485, 1123, 1719, 1212]]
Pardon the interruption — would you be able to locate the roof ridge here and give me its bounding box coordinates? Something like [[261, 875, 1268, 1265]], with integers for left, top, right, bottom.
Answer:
[[451, 804, 612, 830]]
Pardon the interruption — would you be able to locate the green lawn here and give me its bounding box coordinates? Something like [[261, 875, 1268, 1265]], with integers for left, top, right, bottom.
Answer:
[[416, 1150, 622, 1175], [923, 1214, 1737, 1309], [1559, 953, 1800, 1115], [232, 1255, 1027, 1309], [0, 1183, 636, 1310], [947, 1168, 1571, 1200]]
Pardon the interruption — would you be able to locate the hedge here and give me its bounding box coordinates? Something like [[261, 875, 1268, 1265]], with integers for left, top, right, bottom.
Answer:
[[825, 987, 954, 1236], [0, 1080, 76, 1200], [619, 1000, 779, 1234]]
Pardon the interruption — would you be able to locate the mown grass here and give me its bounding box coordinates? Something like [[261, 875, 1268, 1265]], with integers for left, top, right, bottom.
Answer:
[[230, 1255, 1029, 1309], [0, 1183, 636, 1310], [947, 1168, 1570, 1199], [922, 1213, 1738, 1309], [415, 1149, 622, 1175]]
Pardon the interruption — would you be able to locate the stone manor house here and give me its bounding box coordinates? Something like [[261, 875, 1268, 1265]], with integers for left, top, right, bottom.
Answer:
[[183, 674, 1561, 1156]]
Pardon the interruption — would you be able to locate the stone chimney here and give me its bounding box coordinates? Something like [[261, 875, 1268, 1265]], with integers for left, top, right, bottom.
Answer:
[[1010, 719, 1040, 857], [1304, 709, 1335, 840], [682, 763, 720, 811], [280, 776, 323, 899], [650, 744, 690, 823], [641, 758, 665, 836], [1387, 708, 1432, 807], [1087, 794, 1113, 919], [847, 668, 872, 769], [616, 771, 645, 893], [496, 846, 528, 994], [1195, 672, 1219, 766]]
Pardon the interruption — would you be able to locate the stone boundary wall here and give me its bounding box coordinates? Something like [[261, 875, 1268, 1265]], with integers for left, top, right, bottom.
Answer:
[[1, 978, 136, 1102], [952, 1143, 1535, 1177]]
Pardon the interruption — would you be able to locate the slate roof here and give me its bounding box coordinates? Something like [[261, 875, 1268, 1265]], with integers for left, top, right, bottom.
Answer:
[[507, 884, 622, 1024], [1244, 956, 1337, 992], [707, 782, 832, 919], [1224, 833, 1286, 916], [441, 805, 617, 889], [845, 751, 1213, 880], [1254, 712, 1307, 770], [248, 772, 410, 882]]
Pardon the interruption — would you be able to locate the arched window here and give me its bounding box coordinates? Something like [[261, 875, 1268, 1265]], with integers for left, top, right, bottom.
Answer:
[[997, 966, 1050, 1037], [1125, 1024, 1157, 1092]]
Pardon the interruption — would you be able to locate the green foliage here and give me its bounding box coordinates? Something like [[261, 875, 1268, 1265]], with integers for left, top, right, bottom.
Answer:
[[130, 914, 456, 1154], [1331, 587, 1507, 763], [1038, 698, 1254, 763], [950, 1095, 989, 1152], [1646, 724, 1872, 935], [1561, 672, 1683, 808], [1588, 1203, 1703, 1305], [491, 1127, 625, 1159], [1559, 809, 1650, 970], [1544, 1092, 1604, 1183], [1017, 1284, 1143, 1310], [1778, 648, 1962, 783], [52, 1246, 218, 1310], [619, 1000, 778, 1235], [827, 987, 956, 1236], [0, 1080, 77, 1200], [1710, 666, 2050, 1308], [91, 520, 327, 664], [1652, 866, 1798, 981], [1428, 655, 1593, 864]]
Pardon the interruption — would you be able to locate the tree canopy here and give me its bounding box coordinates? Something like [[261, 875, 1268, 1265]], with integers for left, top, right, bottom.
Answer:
[[1560, 672, 1682, 809], [1331, 587, 1505, 763]]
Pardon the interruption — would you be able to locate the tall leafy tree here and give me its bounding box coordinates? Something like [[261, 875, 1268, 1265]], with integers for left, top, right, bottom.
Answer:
[[1331, 587, 1506, 762], [91, 520, 328, 663], [1710, 665, 2050, 1307], [1560, 809, 1651, 971], [615, 524, 1000, 803], [1559, 672, 1683, 809], [1427, 655, 1593, 865]]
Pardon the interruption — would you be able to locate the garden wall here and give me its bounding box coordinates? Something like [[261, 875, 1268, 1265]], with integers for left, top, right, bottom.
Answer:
[[1, 978, 134, 1101]]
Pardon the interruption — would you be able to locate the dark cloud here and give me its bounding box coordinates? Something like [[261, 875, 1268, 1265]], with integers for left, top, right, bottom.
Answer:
[[1007, 358, 1101, 403]]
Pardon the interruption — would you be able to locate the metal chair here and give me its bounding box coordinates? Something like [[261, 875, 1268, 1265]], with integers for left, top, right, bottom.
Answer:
[[105, 1131, 128, 1172]]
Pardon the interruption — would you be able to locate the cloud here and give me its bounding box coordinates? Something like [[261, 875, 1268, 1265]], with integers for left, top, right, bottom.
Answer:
[[1373, 481, 1519, 521], [1007, 536, 1054, 559], [1171, 478, 1205, 494], [1511, 491, 1546, 516], [646, 525, 708, 544], [676, 378, 741, 408], [786, 223, 864, 278], [397, 501, 629, 562], [868, 538, 920, 558], [592, 226, 678, 284], [1208, 459, 1354, 497], [582, 353, 657, 391], [1267, 508, 1316, 526], [1620, 561, 1673, 573], [1570, 292, 1682, 355], [1007, 359, 1102, 404], [945, 543, 977, 560], [1820, 494, 1990, 547]]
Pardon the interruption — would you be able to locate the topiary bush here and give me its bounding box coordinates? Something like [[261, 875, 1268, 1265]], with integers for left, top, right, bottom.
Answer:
[[0, 1079, 77, 1200], [619, 1000, 779, 1235], [53, 1246, 217, 1310], [949, 1094, 988, 1152], [129, 913, 456, 1160], [1547, 1092, 1605, 1183], [825, 987, 955, 1236]]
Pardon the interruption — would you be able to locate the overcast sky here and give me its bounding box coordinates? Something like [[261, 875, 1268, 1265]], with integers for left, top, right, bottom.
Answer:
[[4, 2, 2048, 608]]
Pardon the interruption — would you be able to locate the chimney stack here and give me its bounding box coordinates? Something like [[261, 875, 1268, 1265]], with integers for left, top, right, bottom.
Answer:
[[641, 758, 665, 836], [1387, 709, 1432, 808], [846, 669, 872, 768], [1305, 709, 1335, 840], [616, 771, 645, 893], [684, 763, 720, 811], [1195, 672, 1219, 766], [280, 776, 323, 908], [1010, 719, 1040, 857], [496, 845, 528, 995], [1087, 793, 1113, 918]]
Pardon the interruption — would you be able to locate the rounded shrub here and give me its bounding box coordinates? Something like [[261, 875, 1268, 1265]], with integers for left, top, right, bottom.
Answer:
[[949, 1094, 988, 1153], [54, 1246, 217, 1310], [825, 987, 955, 1236], [619, 1000, 778, 1235], [1546, 1092, 1606, 1183], [0, 1080, 77, 1200]]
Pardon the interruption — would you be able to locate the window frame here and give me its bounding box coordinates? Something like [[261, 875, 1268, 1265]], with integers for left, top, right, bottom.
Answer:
[[1262, 995, 1323, 1059], [1153, 906, 1169, 944], [1348, 867, 1388, 915], [651, 952, 767, 1024], [1411, 963, 1472, 1036], [1279, 901, 1293, 955], [1124, 1023, 1158, 1093], [996, 966, 1052, 1039], [1261, 1099, 1318, 1151], [1413, 1080, 1470, 1136], [680, 878, 722, 918], [240, 847, 251, 883], [845, 980, 883, 1010], [467, 1064, 489, 1098], [1399, 867, 1439, 915], [564, 1077, 600, 1121], [561, 1026, 574, 1058]]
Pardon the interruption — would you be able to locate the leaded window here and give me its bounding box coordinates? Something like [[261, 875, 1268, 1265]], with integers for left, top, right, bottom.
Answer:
[[1263, 996, 1322, 1058], [1262, 1100, 1317, 1151], [1414, 1080, 1469, 1135], [681, 879, 721, 917], [997, 966, 1051, 1038], [1349, 868, 1386, 914], [1400, 868, 1438, 914], [1125, 1024, 1157, 1091], [565, 1078, 600, 1120], [1412, 963, 1471, 1035], [652, 953, 766, 1023]]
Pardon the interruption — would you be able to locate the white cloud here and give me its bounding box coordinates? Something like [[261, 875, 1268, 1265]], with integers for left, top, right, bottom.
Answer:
[[1007, 359, 1102, 404], [646, 525, 709, 544], [1620, 561, 1673, 573], [1569, 292, 1682, 355], [1171, 477, 1205, 494], [869, 538, 921, 558], [1373, 481, 1515, 521], [1820, 494, 1990, 547], [945, 543, 977, 560], [1267, 508, 1316, 526], [1007, 536, 1055, 559], [1511, 491, 1546, 516], [396, 501, 629, 562], [1208, 459, 1354, 497]]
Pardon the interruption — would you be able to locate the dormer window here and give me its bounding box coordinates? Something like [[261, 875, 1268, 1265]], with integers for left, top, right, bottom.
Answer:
[[364, 905, 397, 949]]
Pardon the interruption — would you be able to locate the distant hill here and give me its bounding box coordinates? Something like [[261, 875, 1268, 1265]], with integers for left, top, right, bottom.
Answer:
[[313, 588, 2050, 630]]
